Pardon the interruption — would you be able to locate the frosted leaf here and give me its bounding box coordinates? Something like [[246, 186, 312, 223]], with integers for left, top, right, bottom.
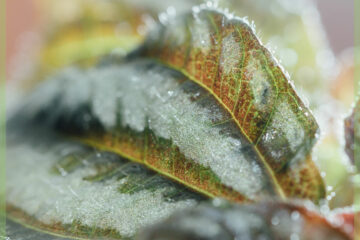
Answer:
[[6, 127, 201, 239], [15, 60, 271, 200], [137, 7, 320, 172], [132, 8, 324, 201], [11, 7, 324, 204], [6, 4, 331, 239], [220, 33, 243, 75]]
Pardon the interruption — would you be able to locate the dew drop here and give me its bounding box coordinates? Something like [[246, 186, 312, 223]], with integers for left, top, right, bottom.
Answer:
[[166, 6, 176, 17], [291, 211, 300, 221], [290, 233, 300, 240], [271, 216, 280, 226]]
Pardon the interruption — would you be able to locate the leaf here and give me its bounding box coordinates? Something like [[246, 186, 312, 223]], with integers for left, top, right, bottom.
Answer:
[[218, 0, 334, 105], [133, 7, 319, 170], [131, 7, 324, 200], [345, 100, 360, 169], [24, 0, 144, 88], [330, 209, 359, 239], [138, 200, 351, 240], [6, 126, 204, 239], [13, 7, 324, 203]]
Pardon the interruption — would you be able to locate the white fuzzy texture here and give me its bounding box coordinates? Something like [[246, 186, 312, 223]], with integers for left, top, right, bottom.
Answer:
[[190, 12, 212, 53], [220, 34, 242, 75], [24, 60, 268, 199], [246, 53, 272, 111], [7, 137, 196, 237], [270, 101, 305, 152]]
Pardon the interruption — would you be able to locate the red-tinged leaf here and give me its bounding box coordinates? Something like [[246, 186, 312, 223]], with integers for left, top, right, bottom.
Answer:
[[12, 7, 324, 204]]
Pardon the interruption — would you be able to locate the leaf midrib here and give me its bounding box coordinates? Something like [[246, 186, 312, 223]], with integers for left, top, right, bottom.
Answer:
[[147, 58, 287, 200]]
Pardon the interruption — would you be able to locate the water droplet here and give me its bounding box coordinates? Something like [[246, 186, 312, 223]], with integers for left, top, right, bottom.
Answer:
[[212, 198, 224, 207], [192, 6, 200, 13], [291, 211, 300, 221], [166, 6, 176, 16], [290, 233, 300, 240], [271, 216, 280, 226], [320, 204, 330, 214], [159, 13, 168, 24]]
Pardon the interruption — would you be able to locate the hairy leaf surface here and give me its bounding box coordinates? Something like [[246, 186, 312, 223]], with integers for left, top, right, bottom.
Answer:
[[12, 8, 324, 203]]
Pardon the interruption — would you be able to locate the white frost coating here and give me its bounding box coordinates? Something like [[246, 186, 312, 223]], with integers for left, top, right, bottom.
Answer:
[[7, 138, 196, 237], [246, 53, 271, 111], [190, 12, 212, 53], [163, 17, 187, 46], [25, 60, 267, 198], [220, 34, 242, 75], [271, 101, 305, 152]]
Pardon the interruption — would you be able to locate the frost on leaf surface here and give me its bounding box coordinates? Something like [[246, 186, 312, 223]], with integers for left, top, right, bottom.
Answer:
[[10, 8, 324, 204], [6, 126, 202, 239], [135, 8, 319, 171], [138, 200, 351, 240]]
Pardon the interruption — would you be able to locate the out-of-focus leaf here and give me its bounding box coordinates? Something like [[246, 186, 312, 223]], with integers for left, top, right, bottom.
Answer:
[[138, 200, 351, 240], [24, 0, 145, 89], [12, 8, 324, 203], [345, 100, 360, 169], [331, 52, 355, 108], [329, 209, 359, 239]]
